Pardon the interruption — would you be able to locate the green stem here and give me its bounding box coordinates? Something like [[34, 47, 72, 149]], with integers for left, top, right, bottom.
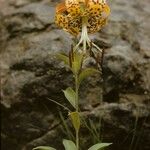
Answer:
[[75, 74, 79, 150], [75, 74, 79, 111], [76, 130, 79, 150]]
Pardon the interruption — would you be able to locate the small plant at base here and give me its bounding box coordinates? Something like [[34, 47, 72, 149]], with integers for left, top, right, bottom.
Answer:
[[33, 0, 112, 150]]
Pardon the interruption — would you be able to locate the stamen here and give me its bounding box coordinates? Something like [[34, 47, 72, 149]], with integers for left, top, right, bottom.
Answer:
[[92, 42, 102, 52], [75, 16, 91, 53]]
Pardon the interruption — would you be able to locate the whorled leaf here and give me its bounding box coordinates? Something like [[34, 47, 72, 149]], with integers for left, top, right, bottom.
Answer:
[[63, 87, 76, 109], [63, 139, 77, 150], [33, 146, 56, 150], [88, 143, 112, 150]]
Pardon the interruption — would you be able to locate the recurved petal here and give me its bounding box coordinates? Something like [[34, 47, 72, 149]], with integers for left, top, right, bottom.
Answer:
[[87, 3, 103, 16], [56, 2, 67, 14], [65, 0, 79, 8], [88, 0, 106, 5], [87, 15, 105, 33], [55, 13, 68, 29], [55, 13, 80, 36], [65, 0, 86, 7], [102, 4, 110, 17], [65, 0, 82, 18]]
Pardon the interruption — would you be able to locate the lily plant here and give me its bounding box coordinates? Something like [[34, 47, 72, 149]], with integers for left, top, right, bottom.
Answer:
[[33, 0, 111, 150]]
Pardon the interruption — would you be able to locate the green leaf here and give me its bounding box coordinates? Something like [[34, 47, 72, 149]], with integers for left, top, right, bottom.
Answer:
[[56, 53, 69, 65], [72, 61, 80, 74], [79, 68, 99, 84], [69, 112, 80, 132], [33, 146, 56, 150], [63, 87, 76, 108], [72, 51, 84, 74], [88, 143, 112, 150], [63, 139, 77, 150]]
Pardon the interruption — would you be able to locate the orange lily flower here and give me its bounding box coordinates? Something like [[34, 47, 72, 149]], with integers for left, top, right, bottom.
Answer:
[[55, 0, 110, 52]]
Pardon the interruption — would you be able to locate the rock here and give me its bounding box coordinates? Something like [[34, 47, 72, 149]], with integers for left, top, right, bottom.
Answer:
[[1, 101, 61, 150], [1, 71, 35, 108], [15, 3, 55, 25], [2, 29, 72, 108], [9, 0, 31, 7], [103, 40, 150, 101], [24, 103, 150, 150], [4, 3, 55, 37], [100, 0, 150, 102], [0, 0, 150, 150]]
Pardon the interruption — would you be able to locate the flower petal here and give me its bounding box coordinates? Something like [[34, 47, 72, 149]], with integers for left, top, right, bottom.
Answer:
[[56, 2, 66, 14], [65, 0, 82, 18], [103, 4, 110, 17]]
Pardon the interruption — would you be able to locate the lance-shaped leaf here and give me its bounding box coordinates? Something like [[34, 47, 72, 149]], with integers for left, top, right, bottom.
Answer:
[[79, 68, 99, 84], [33, 146, 56, 150], [69, 112, 80, 132], [63, 87, 76, 108], [63, 139, 77, 150], [88, 143, 112, 150], [72, 51, 84, 74], [56, 53, 69, 65]]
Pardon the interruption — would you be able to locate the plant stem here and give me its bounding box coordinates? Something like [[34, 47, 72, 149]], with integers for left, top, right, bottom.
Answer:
[[75, 73, 79, 150], [75, 74, 79, 111], [76, 130, 79, 150]]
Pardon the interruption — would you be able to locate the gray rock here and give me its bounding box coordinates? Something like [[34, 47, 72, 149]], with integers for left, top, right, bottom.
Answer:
[[1, 0, 150, 150], [1, 71, 35, 108], [24, 103, 150, 150], [2, 29, 72, 108], [15, 3, 55, 24], [4, 3, 55, 36]]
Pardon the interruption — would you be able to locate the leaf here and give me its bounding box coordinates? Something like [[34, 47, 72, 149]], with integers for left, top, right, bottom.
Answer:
[[63, 87, 76, 108], [33, 146, 56, 150], [88, 143, 112, 150], [72, 61, 80, 74], [56, 53, 69, 65], [72, 51, 84, 74], [69, 112, 80, 132], [79, 68, 99, 84], [63, 139, 77, 150]]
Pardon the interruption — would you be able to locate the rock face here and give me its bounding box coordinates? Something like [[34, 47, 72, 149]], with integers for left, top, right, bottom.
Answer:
[[0, 0, 150, 150], [24, 103, 150, 150]]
